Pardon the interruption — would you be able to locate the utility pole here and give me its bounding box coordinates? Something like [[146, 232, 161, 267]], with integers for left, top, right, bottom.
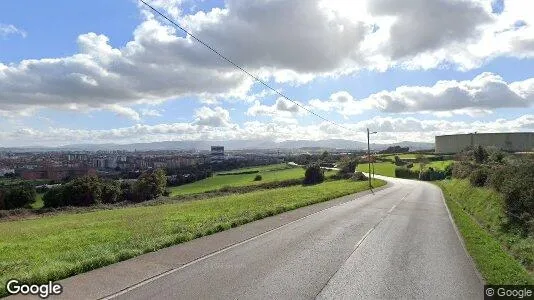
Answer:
[[367, 128, 371, 188], [367, 128, 377, 188]]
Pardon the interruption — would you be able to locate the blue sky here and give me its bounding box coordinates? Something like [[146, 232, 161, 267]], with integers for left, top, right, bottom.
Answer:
[[1, 0, 534, 146]]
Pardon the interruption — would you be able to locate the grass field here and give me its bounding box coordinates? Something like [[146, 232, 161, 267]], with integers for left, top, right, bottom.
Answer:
[[357, 162, 396, 177], [380, 153, 436, 160], [0, 178, 385, 296], [437, 179, 534, 284], [169, 164, 305, 196], [31, 193, 44, 209]]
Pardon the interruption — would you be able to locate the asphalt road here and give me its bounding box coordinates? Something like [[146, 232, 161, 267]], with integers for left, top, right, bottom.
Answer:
[[104, 176, 483, 299]]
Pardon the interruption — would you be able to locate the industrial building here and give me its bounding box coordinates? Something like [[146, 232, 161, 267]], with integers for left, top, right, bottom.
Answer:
[[210, 146, 225, 163], [435, 132, 534, 154]]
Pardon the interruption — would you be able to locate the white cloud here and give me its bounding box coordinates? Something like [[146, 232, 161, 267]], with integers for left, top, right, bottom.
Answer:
[[193, 106, 233, 127], [0, 24, 26, 38], [0, 24, 251, 117], [246, 97, 306, 118], [140, 108, 164, 117], [2, 114, 532, 147], [310, 72, 534, 116], [3, 0, 534, 119], [105, 104, 141, 121]]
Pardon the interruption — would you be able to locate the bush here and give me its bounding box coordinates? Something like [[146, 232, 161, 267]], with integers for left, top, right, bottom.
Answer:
[[62, 176, 103, 206], [500, 163, 534, 234], [303, 164, 325, 185], [352, 171, 367, 181], [394, 156, 404, 166], [485, 165, 512, 192], [395, 167, 419, 179], [133, 169, 167, 202], [469, 168, 488, 187], [487, 147, 505, 163], [0, 183, 36, 210], [444, 163, 453, 179], [452, 161, 476, 179], [419, 167, 446, 181], [254, 175, 262, 181], [473, 145, 488, 163], [43, 187, 65, 208], [101, 180, 121, 204]]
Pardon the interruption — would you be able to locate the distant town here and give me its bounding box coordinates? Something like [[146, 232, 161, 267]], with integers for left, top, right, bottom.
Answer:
[[0, 146, 367, 183]]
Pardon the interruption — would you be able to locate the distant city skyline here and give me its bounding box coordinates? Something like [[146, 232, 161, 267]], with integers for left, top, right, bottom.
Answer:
[[1, 0, 534, 147]]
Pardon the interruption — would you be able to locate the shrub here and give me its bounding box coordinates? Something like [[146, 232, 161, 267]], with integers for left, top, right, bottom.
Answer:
[[352, 171, 367, 181], [395, 167, 419, 179], [0, 184, 36, 210], [500, 163, 534, 234], [473, 145, 488, 163], [419, 167, 446, 181], [133, 169, 167, 202], [394, 156, 405, 166], [444, 163, 453, 179], [469, 168, 488, 187], [62, 176, 103, 206], [101, 180, 121, 204], [43, 187, 65, 208], [303, 164, 325, 185], [487, 147, 505, 163], [452, 161, 476, 179], [254, 175, 262, 181], [485, 165, 512, 192]]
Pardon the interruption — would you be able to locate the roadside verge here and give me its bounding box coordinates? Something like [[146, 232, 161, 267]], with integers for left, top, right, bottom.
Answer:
[[4, 179, 389, 299], [436, 181, 533, 285]]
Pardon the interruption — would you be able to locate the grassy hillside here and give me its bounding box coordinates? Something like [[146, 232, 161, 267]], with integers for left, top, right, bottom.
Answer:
[[0, 178, 385, 296], [357, 162, 396, 177], [437, 179, 534, 284], [169, 164, 305, 196]]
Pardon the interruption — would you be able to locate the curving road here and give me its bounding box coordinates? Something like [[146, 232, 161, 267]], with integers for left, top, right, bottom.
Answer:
[[95, 176, 483, 299]]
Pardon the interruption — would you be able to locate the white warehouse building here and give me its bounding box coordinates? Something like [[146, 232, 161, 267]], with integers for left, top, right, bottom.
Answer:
[[435, 132, 534, 154]]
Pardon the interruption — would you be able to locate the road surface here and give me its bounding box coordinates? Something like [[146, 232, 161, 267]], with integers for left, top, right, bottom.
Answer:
[[98, 176, 483, 299]]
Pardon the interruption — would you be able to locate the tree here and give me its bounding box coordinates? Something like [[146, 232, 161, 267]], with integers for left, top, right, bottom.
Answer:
[[61, 176, 102, 206], [101, 180, 121, 204], [0, 183, 36, 210], [336, 156, 357, 179], [134, 169, 167, 202], [303, 164, 325, 185]]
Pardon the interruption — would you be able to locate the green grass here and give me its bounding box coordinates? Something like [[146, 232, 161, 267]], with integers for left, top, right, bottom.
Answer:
[[0, 178, 385, 296], [31, 193, 44, 209], [169, 165, 304, 196], [437, 179, 534, 284], [381, 153, 436, 160], [217, 163, 291, 173], [357, 162, 396, 177]]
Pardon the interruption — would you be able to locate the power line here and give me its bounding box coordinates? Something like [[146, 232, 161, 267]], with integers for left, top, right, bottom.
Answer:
[[139, 0, 354, 133]]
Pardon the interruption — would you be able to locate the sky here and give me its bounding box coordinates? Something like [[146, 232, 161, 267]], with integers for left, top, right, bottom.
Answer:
[[1, 0, 534, 147]]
